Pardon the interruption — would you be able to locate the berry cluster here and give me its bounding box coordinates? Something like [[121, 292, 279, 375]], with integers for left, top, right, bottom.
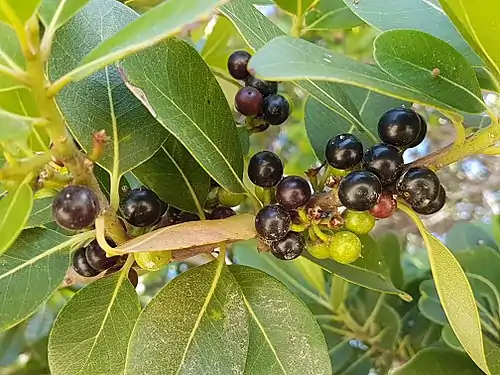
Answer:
[[228, 51, 290, 129]]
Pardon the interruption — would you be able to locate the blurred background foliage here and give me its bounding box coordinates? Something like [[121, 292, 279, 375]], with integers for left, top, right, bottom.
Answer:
[[2, 0, 500, 374]]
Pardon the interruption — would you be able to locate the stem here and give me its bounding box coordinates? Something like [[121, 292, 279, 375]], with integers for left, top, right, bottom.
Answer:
[[95, 215, 127, 254], [312, 224, 329, 242], [362, 293, 385, 331], [211, 67, 241, 88], [290, 15, 304, 38], [0, 64, 30, 85], [39, 0, 68, 62], [0, 152, 52, 179], [321, 324, 355, 338], [218, 242, 227, 263], [445, 111, 466, 148], [263, 187, 272, 206]]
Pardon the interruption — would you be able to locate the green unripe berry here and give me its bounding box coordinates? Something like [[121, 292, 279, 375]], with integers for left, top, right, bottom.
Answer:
[[217, 188, 245, 207], [307, 242, 330, 259], [344, 210, 375, 235], [329, 231, 361, 264], [134, 251, 172, 271]]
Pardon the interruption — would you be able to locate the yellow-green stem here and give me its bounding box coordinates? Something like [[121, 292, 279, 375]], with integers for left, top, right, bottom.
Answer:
[[0, 152, 52, 179]]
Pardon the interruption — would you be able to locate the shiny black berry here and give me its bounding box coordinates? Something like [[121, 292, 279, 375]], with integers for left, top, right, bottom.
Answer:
[[209, 206, 236, 220], [325, 134, 363, 170], [363, 143, 404, 185], [271, 231, 305, 260], [397, 167, 440, 208], [413, 184, 446, 215], [245, 76, 278, 97], [276, 176, 311, 209], [72, 247, 100, 277], [338, 171, 382, 211], [227, 50, 251, 80], [378, 108, 422, 147], [85, 239, 119, 272], [248, 151, 283, 187], [255, 204, 291, 241], [53, 185, 100, 230], [235, 87, 263, 116], [262, 94, 290, 125], [121, 187, 164, 227], [407, 114, 428, 149]]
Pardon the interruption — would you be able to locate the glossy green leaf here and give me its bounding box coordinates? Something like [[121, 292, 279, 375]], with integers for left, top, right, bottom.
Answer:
[[248, 36, 483, 113], [418, 280, 448, 325], [0, 228, 77, 331], [49, 0, 167, 177], [305, 0, 363, 32], [274, 0, 314, 15], [439, 0, 500, 77], [377, 233, 404, 290], [303, 236, 411, 301], [341, 0, 481, 66], [230, 265, 331, 375], [65, 0, 229, 83], [26, 196, 54, 228], [0, 108, 40, 141], [0, 23, 26, 90], [446, 221, 497, 251], [132, 136, 210, 214], [392, 348, 483, 375], [442, 324, 463, 351], [38, 0, 90, 29], [220, 0, 367, 152], [456, 247, 500, 294], [0, 0, 40, 26], [120, 38, 245, 193], [0, 182, 33, 255], [373, 30, 484, 113], [125, 260, 249, 375], [484, 337, 500, 375], [49, 272, 140, 375]]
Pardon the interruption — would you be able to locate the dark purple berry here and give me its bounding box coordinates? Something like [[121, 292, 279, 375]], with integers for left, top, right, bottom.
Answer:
[[128, 268, 139, 288], [121, 187, 164, 227], [325, 134, 363, 170], [209, 206, 236, 220], [363, 143, 404, 185], [235, 87, 263, 116], [53, 185, 100, 230], [407, 113, 428, 149], [248, 151, 283, 188], [378, 108, 422, 147], [227, 50, 251, 80], [255, 204, 291, 241], [276, 176, 311, 209], [338, 171, 382, 211], [270, 231, 305, 260], [85, 239, 120, 272], [72, 247, 100, 277], [262, 94, 290, 125], [396, 167, 440, 208], [413, 184, 446, 215], [245, 76, 278, 97]]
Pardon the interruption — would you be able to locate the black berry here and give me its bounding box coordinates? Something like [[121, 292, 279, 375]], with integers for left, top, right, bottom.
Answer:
[[53, 185, 100, 230], [262, 94, 290, 125], [227, 50, 251, 80], [270, 231, 305, 260], [338, 171, 382, 211], [363, 143, 404, 185], [407, 114, 428, 149], [248, 151, 283, 187], [276, 176, 311, 209], [121, 187, 164, 227], [413, 184, 446, 215], [369, 192, 397, 219], [209, 206, 236, 220], [378, 108, 422, 147], [128, 268, 139, 288], [72, 247, 100, 277], [255, 204, 291, 241], [396, 167, 440, 208], [325, 134, 363, 170], [245, 76, 278, 97], [235, 87, 263, 116], [85, 239, 119, 272]]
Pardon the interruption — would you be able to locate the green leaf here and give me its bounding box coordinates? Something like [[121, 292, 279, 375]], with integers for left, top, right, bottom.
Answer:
[[392, 348, 483, 375], [230, 265, 331, 375], [0, 0, 40, 26], [0, 23, 26, 90], [0, 182, 33, 255], [66, 0, 229, 83], [120, 38, 245, 193], [439, 0, 500, 78], [273, 0, 314, 15], [0, 228, 77, 332], [125, 260, 249, 375], [418, 280, 448, 325], [248, 36, 484, 113], [49, 272, 140, 375], [0, 108, 40, 141], [49, 0, 167, 178], [373, 30, 484, 113], [0, 323, 26, 366], [377, 233, 404, 290], [38, 0, 90, 29], [305, 0, 363, 31], [446, 221, 497, 251], [26, 196, 54, 228], [132, 136, 210, 214], [303, 236, 411, 301], [442, 324, 463, 351], [341, 0, 482, 66]]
